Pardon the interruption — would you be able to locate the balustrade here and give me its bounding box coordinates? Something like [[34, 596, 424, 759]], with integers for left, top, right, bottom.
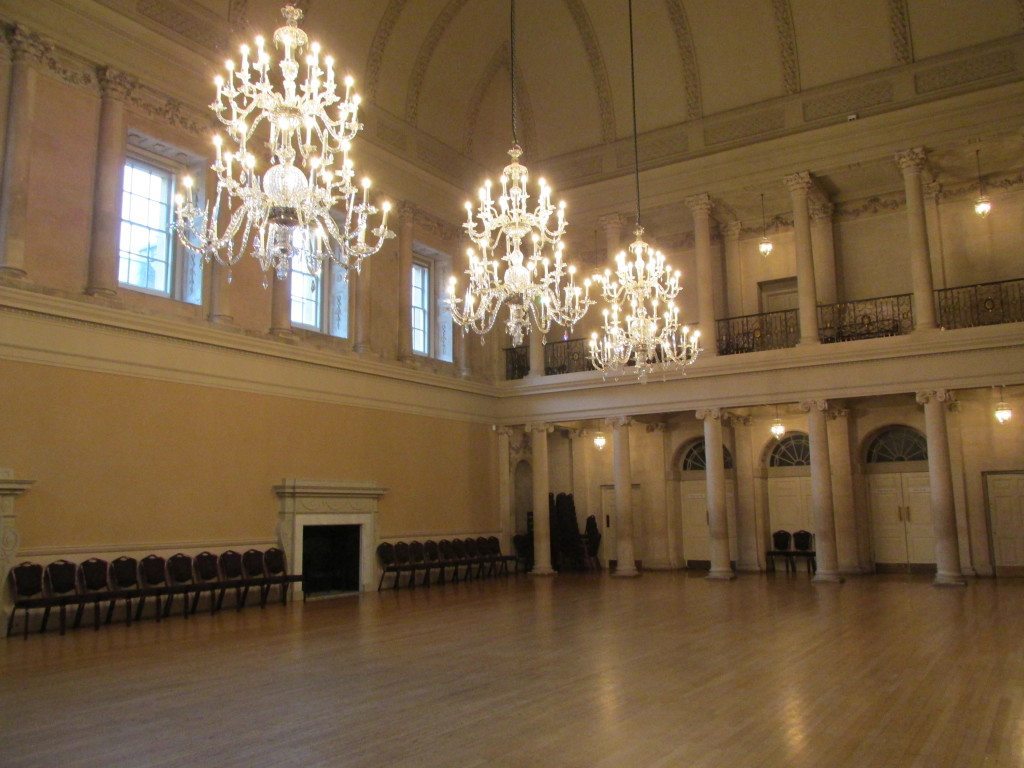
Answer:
[[716, 309, 799, 355], [818, 293, 913, 343], [936, 278, 1024, 330]]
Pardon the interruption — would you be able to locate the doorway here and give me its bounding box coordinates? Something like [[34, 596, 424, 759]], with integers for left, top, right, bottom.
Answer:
[[513, 460, 532, 535], [302, 525, 361, 595], [986, 472, 1024, 576]]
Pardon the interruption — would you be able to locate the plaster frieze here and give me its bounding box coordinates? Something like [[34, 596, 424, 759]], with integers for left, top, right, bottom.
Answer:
[[835, 192, 904, 220], [5, 24, 95, 90], [663, 0, 701, 118], [603, 415, 632, 429], [413, 206, 462, 243], [916, 389, 956, 406], [770, 0, 800, 95], [888, 0, 914, 66], [809, 198, 835, 222], [694, 408, 722, 422], [803, 80, 893, 122], [705, 108, 785, 147], [915, 49, 1016, 95], [126, 129, 197, 166], [799, 399, 829, 413]]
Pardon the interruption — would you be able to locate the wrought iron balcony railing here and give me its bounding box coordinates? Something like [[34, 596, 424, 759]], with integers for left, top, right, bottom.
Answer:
[[818, 293, 913, 343], [936, 277, 1024, 330], [716, 309, 799, 355], [505, 344, 529, 380], [505, 337, 592, 380]]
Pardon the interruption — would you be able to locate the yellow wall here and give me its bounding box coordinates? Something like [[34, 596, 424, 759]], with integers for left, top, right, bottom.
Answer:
[[0, 359, 497, 550]]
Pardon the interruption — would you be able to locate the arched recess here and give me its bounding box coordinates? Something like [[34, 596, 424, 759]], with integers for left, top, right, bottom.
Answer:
[[663, 0, 703, 118], [461, 41, 537, 158], [364, 0, 410, 102], [675, 437, 737, 568], [513, 459, 532, 535], [861, 425, 934, 571], [763, 432, 812, 537]]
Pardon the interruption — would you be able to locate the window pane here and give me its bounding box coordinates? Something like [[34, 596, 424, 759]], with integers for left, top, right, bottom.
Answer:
[[329, 266, 350, 338], [411, 262, 430, 355], [118, 159, 173, 295], [290, 253, 322, 330]]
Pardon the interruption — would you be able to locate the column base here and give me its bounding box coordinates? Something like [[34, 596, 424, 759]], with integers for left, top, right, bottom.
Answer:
[[706, 569, 735, 581], [269, 328, 294, 338], [530, 567, 555, 577], [85, 285, 116, 298], [0, 266, 27, 280], [812, 572, 844, 583], [210, 314, 234, 326], [353, 343, 372, 355], [933, 573, 967, 587], [611, 568, 640, 578], [799, 336, 821, 346]]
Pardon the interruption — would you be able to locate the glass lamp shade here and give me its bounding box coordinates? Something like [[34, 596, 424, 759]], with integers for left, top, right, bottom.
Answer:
[[994, 402, 1012, 424], [593, 432, 607, 450], [974, 195, 992, 218], [770, 418, 786, 439], [758, 236, 774, 257]]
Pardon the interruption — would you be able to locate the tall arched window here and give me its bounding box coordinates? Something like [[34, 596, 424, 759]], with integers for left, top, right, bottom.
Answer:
[[866, 425, 928, 463], [768, 433, 811, 467], [680, 439, 734, 471]]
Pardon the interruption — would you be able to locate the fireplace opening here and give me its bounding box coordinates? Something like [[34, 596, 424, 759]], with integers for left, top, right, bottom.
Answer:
[[302, 524, 361, 595]]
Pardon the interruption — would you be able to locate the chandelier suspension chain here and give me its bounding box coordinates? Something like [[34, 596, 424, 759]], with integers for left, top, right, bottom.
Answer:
[[628, 0, 641, 229], [510, 0, 518, 147]]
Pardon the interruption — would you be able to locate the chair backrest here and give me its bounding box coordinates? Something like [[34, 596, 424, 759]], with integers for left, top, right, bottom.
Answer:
[[45, 560, 79, 597], [242, 549, 266, 579], [219, 550, 243, 580], [9, 562, 44, 599], [423, 540, 440, 562], [476, 536, 491, 554], [438, 540, 454, 559], [793, 530, 814, 552], [264, 548, 287, 577], [109, 556, 139, 590], [393, 541, 411, 565], [451, 539, 467, 559], [79, 558, 110, 593], [408, 541, 425, 564], [166, 553, 194, 586], [772, 530, 792, 551], [194, 551, 220, 583], [464, 538, 479, 557], [376, 542, 396, 566], [139, 555, 167, 587], [487, 536, 502, 555]]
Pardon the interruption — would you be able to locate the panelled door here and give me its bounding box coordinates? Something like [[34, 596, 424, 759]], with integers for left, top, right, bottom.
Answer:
[[767, 476, 813, 535], [679, 480, 737, 565], [986, 473, 1024, 573], [868, 472, 934, 568]]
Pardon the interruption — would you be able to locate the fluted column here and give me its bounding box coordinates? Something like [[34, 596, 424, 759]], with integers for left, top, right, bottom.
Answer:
[[0, 35, 14, 188], [397, 204, 415, 361], [528, 330, 544, 377], [827, 404, 859, 573], [731, 415, 759, 572], [723, 221, 743, 317], [0, 27, 46, 279], [568, 429, 590, 529], [802, 399, 842, 582], [352, 259, 372, 353], [496, 426, 513, 552], [916, 390, 966, 586], [86, 67, 135, 297], [269, 271, 292, 336], [687, 194, 718, 356], [528, 423, 554, 575], [697, 409, 734, 580], [896, 148, 937, 330], [785, 173, 820, 345], [809, 198, 837, 305], [923, 181, 947, 289], [608, 416, 638, 576]]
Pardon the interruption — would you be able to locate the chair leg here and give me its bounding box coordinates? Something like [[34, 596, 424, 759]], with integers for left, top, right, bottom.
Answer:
[[105, 599, 116, 625], [6, 608, 15, 638], [125, 598, 133, 626], [73, 602, 85, 629], [23, 608, 30, 639], [191, 591, 201, 615], [58, 604, 67, 636], [40, 606, 51, 634], [135, 596, 146, 622], [93, 600, 101, 631]]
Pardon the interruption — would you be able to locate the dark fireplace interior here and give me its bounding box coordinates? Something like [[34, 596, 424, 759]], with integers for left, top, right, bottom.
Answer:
[[302, 525, 361, 595]]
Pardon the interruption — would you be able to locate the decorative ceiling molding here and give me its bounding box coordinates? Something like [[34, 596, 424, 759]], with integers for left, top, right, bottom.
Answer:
[[136, 0, 228, 53], [769, 0, 800, 95], [914, 49, 1016, 95], [364, 0, 408, 102], [663, 0, 702, 119], [404, 0, 471, 124], [888, 0, 914, 65], [461, 41, 537, 158], [561, 0, 616, 142]]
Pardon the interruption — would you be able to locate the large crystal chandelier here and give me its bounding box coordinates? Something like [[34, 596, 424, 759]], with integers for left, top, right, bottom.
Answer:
[[446, 0, 592, 347], [174, 4, 393, 282], [589, 0, 700, 380]]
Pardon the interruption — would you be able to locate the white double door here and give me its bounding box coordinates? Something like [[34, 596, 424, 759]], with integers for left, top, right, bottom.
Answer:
[[767, 476, 813, 535], [680, 479, 737, 564], [986, 473, 1024, 572], [867, 472, 934, 567]]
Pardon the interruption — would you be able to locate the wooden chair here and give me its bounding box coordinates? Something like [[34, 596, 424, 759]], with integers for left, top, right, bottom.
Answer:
[[487, 536, 518, 574], [107, 556, 141, 625], [136, 555, 168, 621], [422, 540, 444, 585], [393, 542, 417, 589], [263, 547, 301, 604], [75, 558, 111, 631], [408, 541, 430, 587], [217, 550, 246, 610], [376, 543, 402, 590], [44, 560, 81, 636], [190, 551, 222, 614], [6, 562, 49, 638], [163, 553, 195, 618], [766, 530, 794, 573], [437, 540, 459, 583], [476, 537, 499, 577], [792, 530, 817, 574], [450, 539, 473, 581], [241, 549, 269, 607]]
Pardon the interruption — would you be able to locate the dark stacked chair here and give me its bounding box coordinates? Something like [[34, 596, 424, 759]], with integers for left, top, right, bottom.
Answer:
[[164, 553, 195, 618], [376, 543, 403, 590], [44, 560, 80, 636], [792, 530, 817, 574], [75, 558, 111, 630], [6, 562, 48, 638], [107, 556, 141, 625], [393, 542, 416, 588], [217, 550, 247, 610], [408, 541, 429, 587], [375, 537, 518, 590], [241, 549, 268, 607], [264, 547, 302, 604], [191, 551, 222, 614], [437, 540, 458, 583], [766, 530, 794, 572], [136, 555, 168, 621]]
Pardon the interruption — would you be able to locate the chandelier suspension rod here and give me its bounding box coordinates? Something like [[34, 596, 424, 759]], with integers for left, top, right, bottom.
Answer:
[[510, 0, 518, 147], [628, 0, 641, 229], [975, 148, 984, 194], [761, 192, 768, 236]]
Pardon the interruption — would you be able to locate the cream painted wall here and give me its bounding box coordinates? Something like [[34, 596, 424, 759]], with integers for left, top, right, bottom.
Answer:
[[1, 359, 497, 551]]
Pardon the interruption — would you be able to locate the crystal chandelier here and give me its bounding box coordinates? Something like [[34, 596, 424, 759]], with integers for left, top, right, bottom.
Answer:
[[446, 0, 592, 347], [174, 4, 393, 282], [593, 431, 607, 450], [588, 0, 700, 381], [758, 193, 774, 257], [973, 149, 991, 218], [995, 386, 1012, 424]]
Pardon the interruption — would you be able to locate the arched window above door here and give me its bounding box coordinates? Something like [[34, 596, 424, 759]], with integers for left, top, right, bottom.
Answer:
[[680, 439, 734, 471], [768, 433, 811, 467], [866, 425, 928, 463]]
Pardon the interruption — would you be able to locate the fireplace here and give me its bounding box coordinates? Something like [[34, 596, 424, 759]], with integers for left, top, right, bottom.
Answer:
[[302, 525, 361, 595], [275, 480, 386, 594]]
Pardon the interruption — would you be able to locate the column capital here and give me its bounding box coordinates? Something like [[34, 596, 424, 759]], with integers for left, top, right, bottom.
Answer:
[[398, 201, 417, 224], [525, 422, 554, 435], [597, 212, 629, 232], [644, 422, 667, 433], [895, 147, 927, 173], [725, 412, 752, 427], [9, 25, 49, 66], [923, 180, 943, 202], [784, 171, 813, 194], [809, 198, 834, 222], [916, 389, 955, 406], [493, 425, 515, 438], [685, 193, 712, 215], [96, 66, 137, 100], [799, 398, 829, 413], [603, 415, 632, 429], [695, 407, 722, 422], [723, 220, 742, 240]]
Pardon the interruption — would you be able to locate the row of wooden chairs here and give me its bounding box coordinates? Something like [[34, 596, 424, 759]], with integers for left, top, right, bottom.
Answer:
[[766, 530, 817, 574], [6, 548, 301, 638], [376, 537, 520, 590]]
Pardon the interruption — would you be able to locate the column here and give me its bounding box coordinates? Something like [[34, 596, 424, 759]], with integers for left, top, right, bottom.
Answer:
[[896, 148, 937, 330], [86, 67, 135, 296], [697, 409, 734, 580], [923, 181, 947, 290], [916, 390, 966, 586], [352, 259, 372, 353], [732, 415, 760, 571], [599, 212, 626, 261], [803, 399, 842, 582], [397, 203, 415, 362], [0, 470, 34, 616], [723, 221, 743, 317], [568, 429, 590, 530], [496, 426, 513, 553], [686, 194, 718, 356], [0, 27, 46, 279], [528, 330, 544, 377], [784, 172, 820, 345], [0, 35, 15, 201], [809, 198, 838, 305], [609, 416, 638, 576], [528, 423, 554, 575], [269, 270, 292, 335], [827, 404, 859, 573]]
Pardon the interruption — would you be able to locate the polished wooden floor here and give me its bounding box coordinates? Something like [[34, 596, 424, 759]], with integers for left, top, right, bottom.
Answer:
[[2, 571, 1023, 767]]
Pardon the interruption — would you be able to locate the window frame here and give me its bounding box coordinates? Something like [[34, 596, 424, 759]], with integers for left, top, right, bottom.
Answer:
[[410, 243, 455, 363], [288, 257, 351, 340], [411, 258, 432, 357]]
